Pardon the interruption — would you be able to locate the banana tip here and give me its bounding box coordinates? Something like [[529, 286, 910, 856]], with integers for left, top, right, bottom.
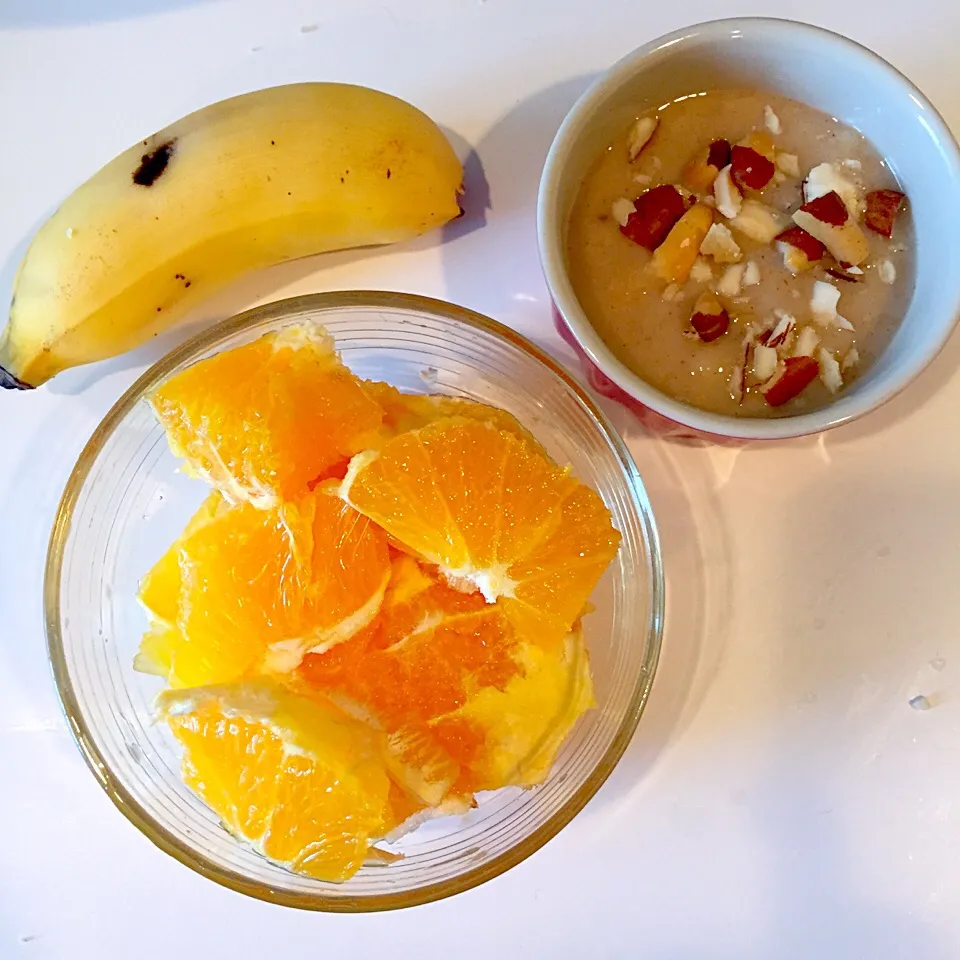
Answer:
[[0, 366, 33, 390]]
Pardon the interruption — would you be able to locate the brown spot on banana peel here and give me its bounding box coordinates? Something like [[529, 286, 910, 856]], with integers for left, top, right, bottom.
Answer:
[[133, 140, 176, 187]]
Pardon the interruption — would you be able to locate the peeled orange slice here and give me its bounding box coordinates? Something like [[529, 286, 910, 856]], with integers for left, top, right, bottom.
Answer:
[[151, 323, 382, 508], [158, 680, 395, 881], [441, 630, 594, 792], [298, 555, 593, 801], [364, 382, 538, 444], [135, 488, 390, 687], [339, 418, 621, 647], [299, 555, 519, 803]]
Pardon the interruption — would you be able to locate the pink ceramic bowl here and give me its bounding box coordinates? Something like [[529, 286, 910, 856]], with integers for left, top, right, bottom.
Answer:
[[538, 17, 960, 440]]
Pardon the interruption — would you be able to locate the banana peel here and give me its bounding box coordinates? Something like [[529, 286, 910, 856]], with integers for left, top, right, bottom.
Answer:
[[0, 83, 463, 388]]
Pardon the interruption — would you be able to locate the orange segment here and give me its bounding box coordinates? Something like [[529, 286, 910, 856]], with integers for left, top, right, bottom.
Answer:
[[299, 555, 523, 803], [158, 680, 394, 882], [137, 491, 225, 628], [445, 630, 595, 792], [364, 382, 539, 445], [134, 489, 390, 687], [339, 418, 621, 647], [298, 556, 593, 801], [151, 323, 383, 507]]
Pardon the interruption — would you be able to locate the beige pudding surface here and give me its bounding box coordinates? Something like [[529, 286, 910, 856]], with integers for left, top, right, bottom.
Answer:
[[566, 90, 914, 418]]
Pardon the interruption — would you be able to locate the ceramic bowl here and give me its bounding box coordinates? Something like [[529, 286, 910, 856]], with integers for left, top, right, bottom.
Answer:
[[538, 17, 960, 439]]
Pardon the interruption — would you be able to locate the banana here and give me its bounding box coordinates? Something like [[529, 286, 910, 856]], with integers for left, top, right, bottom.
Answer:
[[0, 83, 462, 388]]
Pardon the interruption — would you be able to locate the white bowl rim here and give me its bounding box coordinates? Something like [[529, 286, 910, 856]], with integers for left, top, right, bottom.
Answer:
[[538, 16, 960, 440]]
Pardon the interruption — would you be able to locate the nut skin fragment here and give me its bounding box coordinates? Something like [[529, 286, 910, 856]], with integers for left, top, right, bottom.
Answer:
[[761, 355, 820, 406], [690, 291, 729, 342], [804, 162, 863, 220], [730, 145, 776, 191], [793, 191, 869, 267], [707, 139, 732, 170], [826, 263, 862, 283], [775, 226, 825, 262], [864, 189, 905, 238], [800, 191, 848, 226], [620, 184, 688, 251], [650, 203, 714, 283]]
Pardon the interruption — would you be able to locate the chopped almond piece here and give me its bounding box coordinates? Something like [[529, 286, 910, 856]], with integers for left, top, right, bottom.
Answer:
[[717, 263, 745, 298], [775, 152, 800, 177], [842, 347, 860, 371], [864, 189, 905, 238], [713, 165, 743, 219], [690, 292, 729, 342], [627, 116, 658, 162], [689, 256, 714, 283], [826, 260, 862, 282], [650, 203, 714, 283], [793, 326, 820, 357], [877, 259, 897, 284], [810, 280, 854, 330], [699, 222, 742, 263], [775, 226, 824, 274], [728, 200, 791, 244], [620, 184, 688, 250], [778, 244, 813, 275], [611, 198, 636, 227], [804, 162, 863, 219], [729, 365, 745, 403], [764, 105, 782, 135], [775, 226, 825, 262], [762, 355, 819, 406], [819, 347, 843, 393], [751, 344, 778, 383], [742, 261, 760, 286], [792, 191, 869, 266], [765, 311, 796, 349], [730, 145, 776, 191]]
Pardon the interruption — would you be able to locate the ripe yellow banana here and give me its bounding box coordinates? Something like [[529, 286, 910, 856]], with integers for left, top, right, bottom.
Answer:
[[1, 83, 462, 388]]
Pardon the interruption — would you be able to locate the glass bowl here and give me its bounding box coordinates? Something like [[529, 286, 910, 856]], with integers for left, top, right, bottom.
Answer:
[[45, 291, 663, 911]]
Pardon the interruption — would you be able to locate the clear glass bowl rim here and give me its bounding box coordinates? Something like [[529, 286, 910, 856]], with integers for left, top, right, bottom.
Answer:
[[44, 290, 665, 912]]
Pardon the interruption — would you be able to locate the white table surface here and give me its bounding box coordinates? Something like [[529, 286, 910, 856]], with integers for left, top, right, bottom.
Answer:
[[3, 1, 960, 956]]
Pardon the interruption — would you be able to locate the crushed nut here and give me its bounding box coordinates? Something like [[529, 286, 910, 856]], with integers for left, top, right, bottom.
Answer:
[[764, 105, 782, 135], [877, 259, 896, 284], [699, 222, 742, 263], [627, 116, 659, 162]]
